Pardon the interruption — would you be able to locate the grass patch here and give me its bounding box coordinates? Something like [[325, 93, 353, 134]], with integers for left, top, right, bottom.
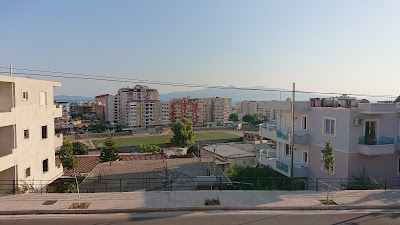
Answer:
[[92, 131, 239, 148]]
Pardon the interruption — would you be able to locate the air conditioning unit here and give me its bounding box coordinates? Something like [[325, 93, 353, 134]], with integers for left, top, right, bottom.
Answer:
[[354, 117, 363, 126]]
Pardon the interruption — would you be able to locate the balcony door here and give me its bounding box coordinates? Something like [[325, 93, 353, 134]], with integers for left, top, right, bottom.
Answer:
[[364, 121, 377, 136]]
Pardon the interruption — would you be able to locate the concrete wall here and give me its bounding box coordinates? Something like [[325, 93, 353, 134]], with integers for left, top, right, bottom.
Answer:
[[0, 76, 63, 186]]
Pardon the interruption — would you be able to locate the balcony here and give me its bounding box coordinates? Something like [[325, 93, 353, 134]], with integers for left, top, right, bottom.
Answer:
[[258, 150, 308, 178], [258, 123, 277, 140], [358, 136, 396, 156], [54, 105, 62, 118], [54, 133, 63, 149], [276, 129, 310, 145], [0, 110, 15, 127]]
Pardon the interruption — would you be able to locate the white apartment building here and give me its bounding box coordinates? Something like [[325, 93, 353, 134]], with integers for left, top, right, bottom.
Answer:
[[258, 96, 400, 187], [0, 75, 63, 192]]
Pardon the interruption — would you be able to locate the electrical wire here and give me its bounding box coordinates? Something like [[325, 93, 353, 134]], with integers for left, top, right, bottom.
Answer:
[[0, 66, 397, 98]]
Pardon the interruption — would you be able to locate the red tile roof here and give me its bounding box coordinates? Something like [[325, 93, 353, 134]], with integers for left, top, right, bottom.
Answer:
[[56, 153, 167, 177]]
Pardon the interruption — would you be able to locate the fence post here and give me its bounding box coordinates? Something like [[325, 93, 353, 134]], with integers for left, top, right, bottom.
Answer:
[[315, 178, 318, 192], [12, 180, 16, 195], [219, 177, 222, 190], [145, 178, 148, 191], [119, 179, 122, 193], [384, 178, 387, 190], [40, 180, 42, 194], [340, 178, 342, 191]]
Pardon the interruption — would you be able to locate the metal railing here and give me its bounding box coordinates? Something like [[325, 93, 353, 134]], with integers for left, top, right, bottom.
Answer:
[[1, 176, 400, 194], [359, 136, 395, 145], [276, 161, 289, 173]]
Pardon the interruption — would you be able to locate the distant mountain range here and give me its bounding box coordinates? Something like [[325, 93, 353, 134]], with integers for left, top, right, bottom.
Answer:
[[55, 95, 94, 103], [160, 85, 325, 102]]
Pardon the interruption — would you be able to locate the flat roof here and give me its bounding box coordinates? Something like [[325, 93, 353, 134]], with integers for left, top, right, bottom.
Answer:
[[0, 74, 61, 87], [203, 145, 256, 159]]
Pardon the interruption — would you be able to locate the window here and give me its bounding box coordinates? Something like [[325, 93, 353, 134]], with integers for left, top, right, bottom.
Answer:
[[24, 129, 29, 139], [302, 151, 308, 164], [22, 91, 28, 100], [42, 159, 48, 173], [323, 118, 335, 136], [284, 144, 292, 157], [25, 167, 31, 178], [39, 92, 47, 106], [301, 115, 307, 131], [41, 125, 47, 139]]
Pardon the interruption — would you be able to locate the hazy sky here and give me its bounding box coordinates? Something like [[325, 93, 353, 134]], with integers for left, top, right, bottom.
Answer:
[[0, 0, 399, 98]]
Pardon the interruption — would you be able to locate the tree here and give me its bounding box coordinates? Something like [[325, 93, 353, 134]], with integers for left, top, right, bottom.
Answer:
[[139, 144, 162, 153], [321, 140, 335, 202], [170, 118, 194, 147], [229, 113, 239, 122], [187, 144, 200, 157], [242, 114, 254, 123], [59, 139, 81, 205], [72, 142, 88, 155], [342, 168, 381, 190], [100, 136, 120, 163]]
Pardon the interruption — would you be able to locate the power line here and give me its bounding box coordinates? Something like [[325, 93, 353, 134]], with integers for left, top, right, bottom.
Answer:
[[0, 66, 397, 98]]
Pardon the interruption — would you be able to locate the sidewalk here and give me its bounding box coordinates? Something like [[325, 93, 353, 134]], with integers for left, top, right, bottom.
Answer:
[[0, 190, 400, 215]]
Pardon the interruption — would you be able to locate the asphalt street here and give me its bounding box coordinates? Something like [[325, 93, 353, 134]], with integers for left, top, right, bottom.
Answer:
[[1, 210, 400, 225]]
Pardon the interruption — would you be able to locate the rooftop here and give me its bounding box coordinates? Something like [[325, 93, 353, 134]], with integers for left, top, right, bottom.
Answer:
[[203, 145, 256, 159]]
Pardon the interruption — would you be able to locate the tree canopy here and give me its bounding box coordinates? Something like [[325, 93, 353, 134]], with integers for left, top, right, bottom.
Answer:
[[321, 140, 334, 173], [139, 144, 162, 153], [72, 142, 88, 155], [170, 118, 194, 147], [59, 139, 79, 170], [100, 136, 120, 163], [242, 114, 262, 125], [187, 144, 200, 157], [229, 113, 239, 122]]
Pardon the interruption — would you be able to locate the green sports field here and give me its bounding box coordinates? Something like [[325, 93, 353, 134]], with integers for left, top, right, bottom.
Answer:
[[91, 131, 240, 148]]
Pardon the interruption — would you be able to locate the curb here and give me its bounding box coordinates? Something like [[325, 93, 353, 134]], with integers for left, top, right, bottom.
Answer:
[[1, 205, 400, 215]]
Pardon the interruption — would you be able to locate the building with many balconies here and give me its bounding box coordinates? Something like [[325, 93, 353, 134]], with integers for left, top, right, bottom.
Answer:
[[258, 96, 400, 185], [0, 75, 63, 192]]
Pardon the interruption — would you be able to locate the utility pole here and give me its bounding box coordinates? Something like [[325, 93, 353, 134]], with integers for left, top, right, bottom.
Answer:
[[290, 83, 295, 179], [9, 64, 12, 77]]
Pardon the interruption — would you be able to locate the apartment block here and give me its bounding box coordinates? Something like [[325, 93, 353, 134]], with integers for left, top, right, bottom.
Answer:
[[258, 96, 400, 185], [212, 97, 232, 124], [104, 85, 162, 129], [169, 97, 232, 126], [235, 100, 258, 120], [161, 102, 170, 127], [0, 75, 63, 192]]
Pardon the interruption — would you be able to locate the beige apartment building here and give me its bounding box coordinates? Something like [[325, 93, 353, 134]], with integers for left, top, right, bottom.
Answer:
[[0, 75, 63, 192], [235, 100, 258, 120], [105, 85, 163, 129]]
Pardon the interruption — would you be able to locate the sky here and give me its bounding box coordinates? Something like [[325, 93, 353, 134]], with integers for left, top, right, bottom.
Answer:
[[0, 0, 399, 98]]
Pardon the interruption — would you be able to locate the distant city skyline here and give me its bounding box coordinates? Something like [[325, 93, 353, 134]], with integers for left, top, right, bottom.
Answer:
[[1, 1, 399, 99]]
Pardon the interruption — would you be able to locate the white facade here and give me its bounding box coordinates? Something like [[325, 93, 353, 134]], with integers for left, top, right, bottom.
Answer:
[[0, 75, 63, 192]]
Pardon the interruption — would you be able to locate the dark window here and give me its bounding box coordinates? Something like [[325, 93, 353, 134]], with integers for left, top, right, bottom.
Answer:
[[42, 159, 48, 173], [24, 129, 29, 139], [41, 126, 47, 139], [25, 167, 31, 178]]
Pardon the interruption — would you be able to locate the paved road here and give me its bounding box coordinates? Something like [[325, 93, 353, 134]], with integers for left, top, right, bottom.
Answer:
[[1, 210, 400, 225]]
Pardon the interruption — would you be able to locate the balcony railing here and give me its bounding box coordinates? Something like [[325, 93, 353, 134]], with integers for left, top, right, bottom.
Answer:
[[276, 129, 289, 140], [276, 161, 289, 173], [358, 136, 395, 145], [358, 135, 395, 156]]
